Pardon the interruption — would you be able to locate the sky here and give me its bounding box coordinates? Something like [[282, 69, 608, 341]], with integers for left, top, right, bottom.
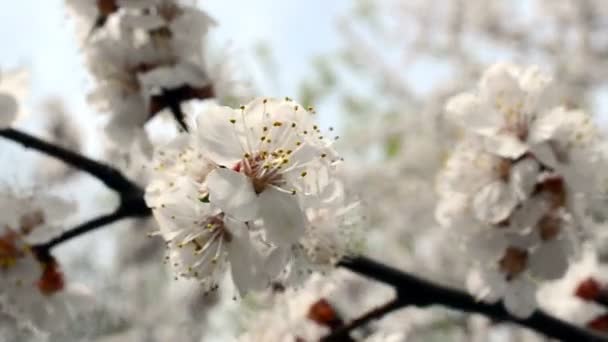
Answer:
[[0, 0, 349, 131]]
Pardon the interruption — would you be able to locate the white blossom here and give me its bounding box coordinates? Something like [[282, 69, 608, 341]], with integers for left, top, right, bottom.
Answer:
[[197, 98, 340, 246], [145, 97, 360, 294], [0, 190, 81, 331], [437, 63, 600, 318], [65, 0, 217, 148]]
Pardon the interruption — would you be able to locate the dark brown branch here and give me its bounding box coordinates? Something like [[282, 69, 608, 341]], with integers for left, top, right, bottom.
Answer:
[[0, 127, 152, 255], [321, 298, 401, 341], [326, 256, 608, 342], [0, 128, 142, 197], [32, 194, 150, 262]]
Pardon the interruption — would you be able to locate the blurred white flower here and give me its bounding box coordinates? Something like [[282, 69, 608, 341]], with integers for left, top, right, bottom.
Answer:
[[0, 191, 86, 332], [446, 63, 594, 158], [437, 62, 600, 318], [66, 0, 217, 148]]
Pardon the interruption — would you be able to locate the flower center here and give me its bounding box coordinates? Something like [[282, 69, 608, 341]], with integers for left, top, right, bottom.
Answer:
[[499, 246, 528, 281], [232, 152, 287, 194]]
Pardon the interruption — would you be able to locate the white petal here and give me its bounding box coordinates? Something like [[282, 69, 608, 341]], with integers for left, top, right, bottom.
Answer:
[[0, 93, 17, 128], [473, 180, 518, 224], [503, 278, 537, 318], [466, 268, 505, 303], [510, 158, 540, 201], [482, 134, 528, 159], [446, 93, 502, 135], [435, 192, 469, 227], [529, 143, 558, 169], [207, 168, 258, 221], [480, 63, 525, 109], [258, 187, 306, 246], [508, 197, 548, 232], [195, 105, 245, 166], [225, 218, 264, 294], [528, 239, 571, 280]]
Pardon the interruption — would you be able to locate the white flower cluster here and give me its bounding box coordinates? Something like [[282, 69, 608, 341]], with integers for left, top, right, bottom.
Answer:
[[0, 191, 75, 330], [65, 0, 216, 147], [145, 97, 361, 294], [436, 63, 600, 317], [238, 273, 404, 342]]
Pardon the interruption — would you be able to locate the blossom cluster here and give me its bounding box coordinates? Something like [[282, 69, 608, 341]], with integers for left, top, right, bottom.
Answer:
[[145, 97, 361, 294], [436, 62, 601, 317], [65, 0, 217, 148], [238, 273, 404, 342], [0, 191, 75, 331]]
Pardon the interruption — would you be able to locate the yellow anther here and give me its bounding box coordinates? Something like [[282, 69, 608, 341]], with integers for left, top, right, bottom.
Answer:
[[229, 119, 236, 124]]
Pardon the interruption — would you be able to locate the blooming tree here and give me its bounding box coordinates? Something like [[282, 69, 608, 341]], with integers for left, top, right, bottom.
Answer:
[[3, 0, 608, 341]]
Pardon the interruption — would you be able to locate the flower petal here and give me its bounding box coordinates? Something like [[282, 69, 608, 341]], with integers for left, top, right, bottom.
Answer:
[[258, 187, 306, 246], [225, 218, 265, 294], [446, 93, 502, 135], [482, 134, 528, 159], [466, 268, 505, 303], [207, 168, 258, 221], [510, 158, 540, 201], [195, 104, 245, 166], [473, 180, 518, 224], [528, 238, 571, 280], [503, 278, 537, 318]]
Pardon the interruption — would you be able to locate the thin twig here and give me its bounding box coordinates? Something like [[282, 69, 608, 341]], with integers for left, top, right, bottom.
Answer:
[[322, 298, 401, 341], [0, 128, 141, 195], [31, 195, 150, 261], [0, 127, 152, 255], [327, 256, 608, 342]]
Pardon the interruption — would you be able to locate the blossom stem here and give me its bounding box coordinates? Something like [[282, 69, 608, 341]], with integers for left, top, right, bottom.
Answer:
[[330, 256, 608, 342], [31, 195, 149, 261], [0, 128, 142, 196], [0, 127, 152, 256], [321, 298, 401, 341]]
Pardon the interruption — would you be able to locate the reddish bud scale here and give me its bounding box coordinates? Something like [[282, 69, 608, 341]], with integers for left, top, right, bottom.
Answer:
[[0, 230, 22, 260], [37, 261, 65, 296], [307, 298, 343, 330], [575, 277, 602, 301], [588, 314, 608, 332]]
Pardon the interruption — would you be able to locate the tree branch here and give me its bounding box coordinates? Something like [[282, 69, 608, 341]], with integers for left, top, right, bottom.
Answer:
[[326, 256, 608, 342], [31, 195, 150, 261], [0, 127, 153, 255], [0, 128, 141, 196]]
